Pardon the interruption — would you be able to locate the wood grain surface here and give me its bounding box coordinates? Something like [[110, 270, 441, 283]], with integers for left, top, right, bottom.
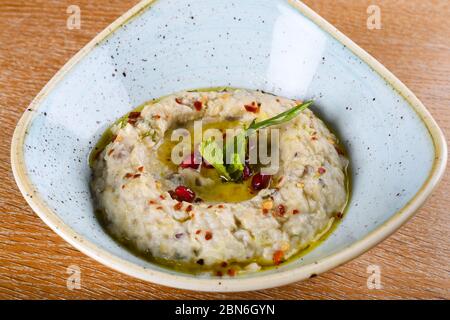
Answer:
[[0, 0, 449, 300]]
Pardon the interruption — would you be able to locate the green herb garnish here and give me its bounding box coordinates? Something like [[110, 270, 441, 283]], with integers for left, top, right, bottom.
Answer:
[[246, 100, 313, 134], [200, 138, 231, 180], [199, 100, 313, 182]]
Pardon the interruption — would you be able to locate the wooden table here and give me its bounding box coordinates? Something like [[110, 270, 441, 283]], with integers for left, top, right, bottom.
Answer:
[[0, 0, 448, 300]]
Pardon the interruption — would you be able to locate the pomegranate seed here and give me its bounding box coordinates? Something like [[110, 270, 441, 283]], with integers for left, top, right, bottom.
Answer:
[[180, 153, 200, 169], [242, 165, 252, 180], [193, 101, 202, 111], [318, 167, 326, 174], [251, 173, 271, 190], [171, 186, 196, 203]]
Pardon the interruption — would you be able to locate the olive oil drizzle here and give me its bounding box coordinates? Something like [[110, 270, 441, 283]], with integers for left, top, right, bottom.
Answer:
[[157, 120, 255, 203]]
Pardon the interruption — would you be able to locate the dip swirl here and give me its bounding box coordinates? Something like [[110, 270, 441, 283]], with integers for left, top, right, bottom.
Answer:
[[91, 88, 349, 275]]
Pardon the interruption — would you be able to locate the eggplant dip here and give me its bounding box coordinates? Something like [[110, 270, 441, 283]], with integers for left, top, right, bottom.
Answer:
[[90, 88, 349, 276]]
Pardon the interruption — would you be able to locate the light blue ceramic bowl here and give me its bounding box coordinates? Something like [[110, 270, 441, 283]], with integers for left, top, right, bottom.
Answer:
[[11, 0, 447, 291]]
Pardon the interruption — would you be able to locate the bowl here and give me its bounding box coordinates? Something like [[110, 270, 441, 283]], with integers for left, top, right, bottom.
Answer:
[[11, 0, 447, 292]]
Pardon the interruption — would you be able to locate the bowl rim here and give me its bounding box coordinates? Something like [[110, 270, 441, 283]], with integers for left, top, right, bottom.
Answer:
[[10, 0, 447, 292]]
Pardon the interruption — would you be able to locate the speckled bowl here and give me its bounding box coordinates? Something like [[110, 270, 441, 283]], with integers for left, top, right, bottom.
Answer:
[[11, 0, 447, 292]]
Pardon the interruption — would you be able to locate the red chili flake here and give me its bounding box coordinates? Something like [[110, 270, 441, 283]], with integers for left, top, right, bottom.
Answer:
[[175, 233, 183, 239], [318, 167, 326, 174], [244, 101, 260, 113], [205, 231, 213, 240], [128, 111, 141, 119], [175, 97, 183, 104], [276, 204, 286, 216], [124, 173, 134, 179], [107, 149, 114, 156], [216, 271, 223, 277], [137, 166, 144, 172], [127, 112, 141, 125], [292, 209, 300, 215], [111, 135, 118, 142], [152, 114, 161, 120], [148, 200, 156, 205], [207, 205, 213, 209], [173, 202, 183, 210], [251, 173, 272, 190], [169, 186, 196, 203], [156, 206, 163, 210], [195, 230, 201, 235], [185, 205, 193, 212], [336, 212, 343, 219], [262, 208, 269, 215], [193, 101, 202, 111], [273, 250, 284, 265], [311, 136, 318, 141], [221, 262, 228, 268], [133, 174, 141, 179], [121, 185, 126, 189], [227, 269, 236, 276], [159, 195, 165, 200], [217, 204, 224, 209], [180, 153, 200, 169]]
